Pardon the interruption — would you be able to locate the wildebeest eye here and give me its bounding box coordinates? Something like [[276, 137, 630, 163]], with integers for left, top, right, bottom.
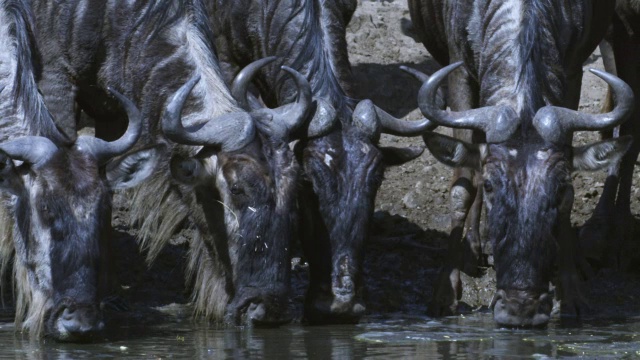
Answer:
[[483, 179, 493, 193], [230, 183, 244, 195]]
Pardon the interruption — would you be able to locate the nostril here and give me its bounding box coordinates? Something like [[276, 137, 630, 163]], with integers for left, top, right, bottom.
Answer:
[[61, 307, 76, 320], [490, 289, 506, 309], [493, 290, 552, 327], [57, 306, 103, 340], [94, 320, 106, 332], [248, 303, 266, 322]]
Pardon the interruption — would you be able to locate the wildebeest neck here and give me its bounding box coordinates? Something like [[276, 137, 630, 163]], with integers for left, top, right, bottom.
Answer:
[[469, 0, 571, 130], [212, 0, 356, 121], [0, 0, 68, 145], [103, 0, 241, 144]]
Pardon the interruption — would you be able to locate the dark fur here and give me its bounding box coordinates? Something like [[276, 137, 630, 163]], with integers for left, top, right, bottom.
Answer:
[[583, 0, 640, 267], [486, 143, 565, 292], [5, 0, 66, 143], [212, 0, 356, 117], [32, 0, 301, 325], [210, 0, 397, 322], [0, 0, 115, 340], [409, 0, 615, 324], [516, 0, 564, 128]]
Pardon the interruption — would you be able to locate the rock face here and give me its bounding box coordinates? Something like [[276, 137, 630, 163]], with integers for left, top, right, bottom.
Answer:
[[460, 269, 497, 310]]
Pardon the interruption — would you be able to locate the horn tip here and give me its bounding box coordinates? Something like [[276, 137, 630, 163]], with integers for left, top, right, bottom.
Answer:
[[106, 86, 117, 96], [256, 56, 278, 68], [445, 62, 464, 72], [356, 99, 374, 107], [399, 65, 414, 75], [587, 68, 612, 80]]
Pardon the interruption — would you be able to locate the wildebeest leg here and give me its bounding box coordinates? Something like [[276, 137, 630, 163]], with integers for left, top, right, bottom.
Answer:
[[299, 181, 333, 323], [581, 170, 620, 266], [584, 24, 640, 269], [610, 21, 640, 270], [428, 64, 479, 316], [557, 208, 589, 317], [429, 144, 475, 317], [556, 68, 592, 311], [580, 38, 621, 266], [462, 145, 485, 276]]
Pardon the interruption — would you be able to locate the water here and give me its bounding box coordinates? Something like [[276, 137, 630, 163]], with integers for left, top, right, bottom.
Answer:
[[2, 309, 640, 359]]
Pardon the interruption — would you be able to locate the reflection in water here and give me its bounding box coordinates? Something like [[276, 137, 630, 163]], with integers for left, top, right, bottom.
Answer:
[[2, 311, 640, 359]]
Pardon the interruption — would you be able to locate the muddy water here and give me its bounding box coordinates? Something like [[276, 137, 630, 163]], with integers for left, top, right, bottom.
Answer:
[[2, 310, 640, 359]]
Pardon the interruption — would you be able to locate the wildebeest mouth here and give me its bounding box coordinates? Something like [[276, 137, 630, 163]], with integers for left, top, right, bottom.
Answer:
[[46, 298, 105, 342], [225, 287, 292, 327], [491, 289, 553, 328]]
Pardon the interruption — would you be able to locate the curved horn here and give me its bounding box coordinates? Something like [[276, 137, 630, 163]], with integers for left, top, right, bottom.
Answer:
[[231, 56, 277, 110], [417, 62, 518, 143], [533, 69, 634, 144], [0, 137, 58, 168], [400, 65, 446, 110], [76, 88, 143, 165], [307, 98, 337, 138], [162, 75, 255, 151], [249, 65, 313, 142], [353, 99, 437, 139], [400, 66, 430, 83], [273, 65, 312, 131]]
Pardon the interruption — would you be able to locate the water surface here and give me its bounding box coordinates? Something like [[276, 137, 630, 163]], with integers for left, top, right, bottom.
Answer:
[[2, 309, 640, 359]]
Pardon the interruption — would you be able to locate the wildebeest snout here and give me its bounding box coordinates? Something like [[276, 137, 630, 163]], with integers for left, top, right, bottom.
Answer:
[[51, 303, 104, 342], [226, 286, 291, 327], [492, 289, 552, 328]]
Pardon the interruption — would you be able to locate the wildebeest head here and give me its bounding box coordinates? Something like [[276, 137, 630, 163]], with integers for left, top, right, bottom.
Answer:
[[0, 90, 159, 341], [416, 62, 634, 327], [293, 86, 436, 324], [163, 58, 312, 326]]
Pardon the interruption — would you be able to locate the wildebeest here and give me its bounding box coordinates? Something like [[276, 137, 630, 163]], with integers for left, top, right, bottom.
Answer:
[[580, 0, 640, 269], [31, 0, 313, 325], [209, 0, 435, 323], [0, 0, 156, 341], [407, 0, 633, 326]]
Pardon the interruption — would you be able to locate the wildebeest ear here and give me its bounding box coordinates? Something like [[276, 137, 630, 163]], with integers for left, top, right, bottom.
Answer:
[[381, 146, 424, 166], [572, 136, 632, 172], [423, 132, 484, 170], [0, 151, 23, 195], [106, 146, 163, 190]]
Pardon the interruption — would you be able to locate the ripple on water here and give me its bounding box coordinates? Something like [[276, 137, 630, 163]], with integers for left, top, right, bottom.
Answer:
[[355, 330, 492, 344], [558, 341, 640, 358]]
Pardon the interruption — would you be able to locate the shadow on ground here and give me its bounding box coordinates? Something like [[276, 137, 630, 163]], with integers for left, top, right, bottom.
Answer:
[[351, 60, 441, 117]]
